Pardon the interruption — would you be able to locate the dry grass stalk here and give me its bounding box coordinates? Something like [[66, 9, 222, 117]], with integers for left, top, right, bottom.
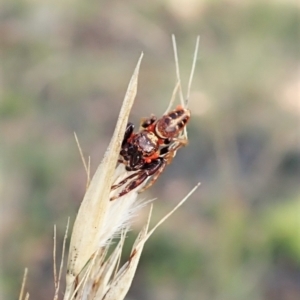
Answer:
[[19, 268, 29, 300], [53, 219, 70, 300], [63, 53, 144, 299], [18, 36, 200, 300], [62, 36, 200, 299]]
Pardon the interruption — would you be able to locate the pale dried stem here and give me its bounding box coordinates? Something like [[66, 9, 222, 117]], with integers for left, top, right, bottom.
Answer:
[[74, 132, 91, 188], [53, 218, 70, 300], [53, 225, 58, 290], [64, 53, 144, 299], [19, 268, 28, 300], [87, 156, 91, 186], [135, 183, 200, 253], [114, 229, 127, 278], [69, 259, 92, 300], [172, 35, 200, 139], [186, 35, 200, 104], [17, 37, 200, 300], [101, 209, 152, 300], [163, 81, 180, 115], [62, 37, 200, 300], [172, 34, 185, 107]]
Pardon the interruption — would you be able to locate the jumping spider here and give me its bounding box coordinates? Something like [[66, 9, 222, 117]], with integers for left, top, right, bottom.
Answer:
[[110, 105, 190, 200]]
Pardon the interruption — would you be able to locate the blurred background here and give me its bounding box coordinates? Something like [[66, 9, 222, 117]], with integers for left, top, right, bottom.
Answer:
[[1, 0, 300, 299]]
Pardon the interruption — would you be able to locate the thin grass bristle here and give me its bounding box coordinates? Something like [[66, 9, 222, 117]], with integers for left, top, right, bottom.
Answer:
[[172, 34, 185, 107], [186, 35, 200, 105], [163, 81, 180, 115], [172, 35, 200, 139], [19, 268, 28, 300], [53, 218, 69, 300], [74, 132, 91, 188], [53, 225, 57, 291]]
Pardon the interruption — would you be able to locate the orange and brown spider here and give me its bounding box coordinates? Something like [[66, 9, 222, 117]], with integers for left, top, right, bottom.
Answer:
[[110, 105, 190, 200]]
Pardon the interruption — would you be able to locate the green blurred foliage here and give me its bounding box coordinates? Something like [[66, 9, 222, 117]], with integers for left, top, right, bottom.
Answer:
[[263, 198, 300, 264], [1, 0, 300, 299]]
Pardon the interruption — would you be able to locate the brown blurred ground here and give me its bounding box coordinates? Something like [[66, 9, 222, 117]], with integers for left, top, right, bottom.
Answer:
[[1, 0, 300, 299]]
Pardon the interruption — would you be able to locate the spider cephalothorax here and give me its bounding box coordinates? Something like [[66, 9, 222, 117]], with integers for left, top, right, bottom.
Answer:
[[110, 105, 190, 200], [120, 128, 160, 170]]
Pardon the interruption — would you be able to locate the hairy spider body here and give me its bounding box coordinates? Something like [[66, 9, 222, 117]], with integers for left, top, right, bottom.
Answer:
[[110, 105, 190, 200], [119, 126, 160, 170]]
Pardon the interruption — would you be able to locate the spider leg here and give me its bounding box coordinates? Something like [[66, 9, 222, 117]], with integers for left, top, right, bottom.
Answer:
[[163, 138, 188, 163], [111, 172, 140, 191], [110, 171, 149, 201], [122, 123, 135, 146], [112, 137, 189, 200], [170, 137, 188, 148], [157, 137, 187, 160], [139, 139, 188, 193], [138, 159, 167, 193], [110, 158, 164, 201], [139, 115, 157, 130]]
